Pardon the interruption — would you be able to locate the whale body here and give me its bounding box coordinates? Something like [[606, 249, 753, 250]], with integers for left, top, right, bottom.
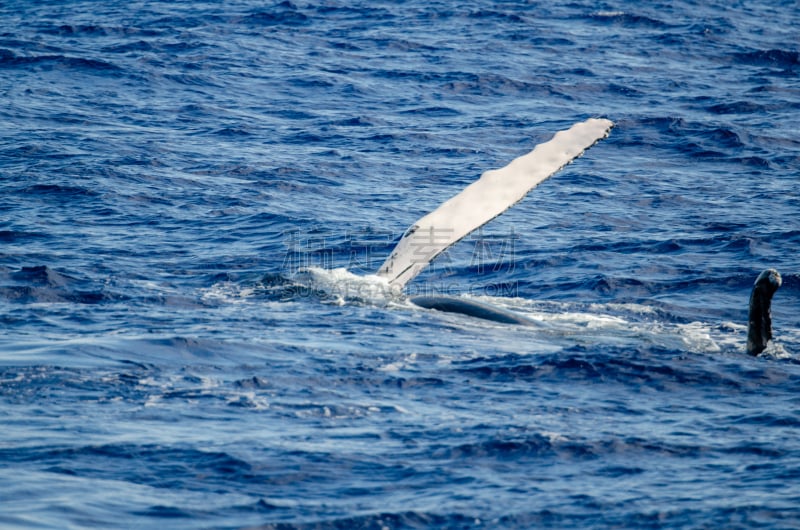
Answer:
[[410, 295, 538, 327]]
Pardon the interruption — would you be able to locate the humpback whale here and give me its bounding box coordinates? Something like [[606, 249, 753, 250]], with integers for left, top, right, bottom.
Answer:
[[369, 118, 782, 355], [747, 268, 782, 356]]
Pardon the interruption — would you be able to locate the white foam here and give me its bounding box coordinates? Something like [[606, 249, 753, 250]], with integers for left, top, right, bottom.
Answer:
[[378, 352, 418, 372], [200, 281, 256, 303], [467, 295, 731, 354]]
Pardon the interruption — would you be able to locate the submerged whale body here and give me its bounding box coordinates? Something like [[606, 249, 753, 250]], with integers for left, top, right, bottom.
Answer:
[[747, 268, 782, 356], [410, 295, 538, 327]]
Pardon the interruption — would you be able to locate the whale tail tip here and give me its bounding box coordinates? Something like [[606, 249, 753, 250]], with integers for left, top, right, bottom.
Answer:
[[747, 268, 782, 356]]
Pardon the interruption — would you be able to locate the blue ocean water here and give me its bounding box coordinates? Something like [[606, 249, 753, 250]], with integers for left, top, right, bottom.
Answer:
[[2, 0, 799, 528]]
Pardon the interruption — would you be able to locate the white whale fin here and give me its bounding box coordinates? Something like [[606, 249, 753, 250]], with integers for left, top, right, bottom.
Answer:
[[376, 118, 614, 289]]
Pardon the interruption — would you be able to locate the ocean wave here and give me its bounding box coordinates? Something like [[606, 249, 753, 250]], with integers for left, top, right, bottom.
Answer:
[[0, 266, 124, 304], [0, 51, 122, 73], [588, 11, 674, 30], [245, 2, 310, 27], [733, 48, 800, 69]]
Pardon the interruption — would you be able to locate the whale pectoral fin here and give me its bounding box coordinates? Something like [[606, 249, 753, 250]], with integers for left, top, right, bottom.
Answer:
[[377, 118, 614, 290]]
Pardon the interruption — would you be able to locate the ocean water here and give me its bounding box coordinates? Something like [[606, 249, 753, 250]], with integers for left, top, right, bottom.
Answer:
[[1, 1, 799, 528]]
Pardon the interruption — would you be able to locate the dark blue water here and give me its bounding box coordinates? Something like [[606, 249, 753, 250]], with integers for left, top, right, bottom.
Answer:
[[2, 1, 799, 528]]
